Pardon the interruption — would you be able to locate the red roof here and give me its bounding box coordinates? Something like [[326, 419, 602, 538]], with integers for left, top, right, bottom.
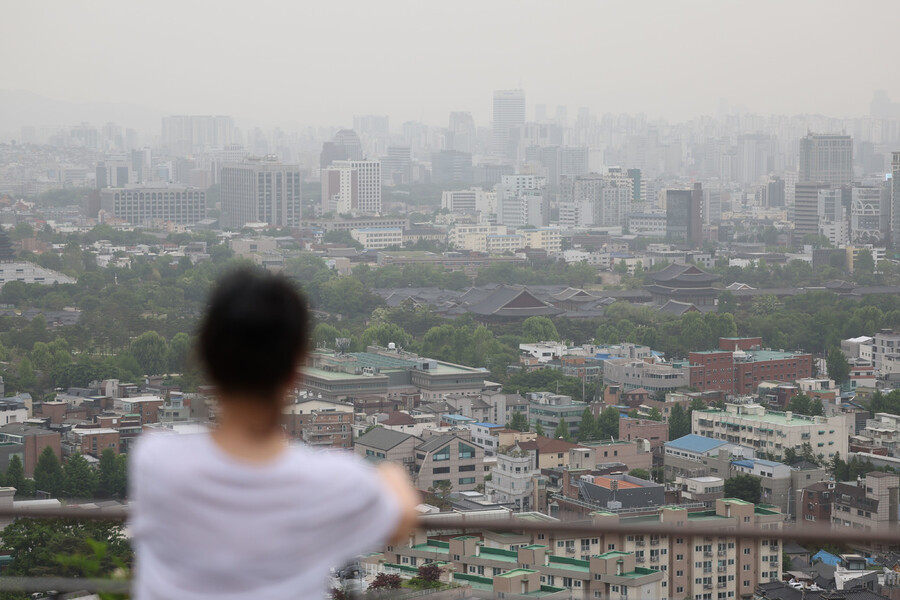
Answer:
[[380, 411, 417, 426]]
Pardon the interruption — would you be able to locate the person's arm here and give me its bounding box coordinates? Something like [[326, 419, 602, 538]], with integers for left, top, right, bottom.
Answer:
[[376, 462, 420, 545]]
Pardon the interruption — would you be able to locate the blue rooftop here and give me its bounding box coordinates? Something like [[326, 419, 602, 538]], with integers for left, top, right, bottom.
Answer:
[[665, 434, 727, 454], [471, 422, 502, 428], [733, 458, 783, 469], [812, 550, 841, 566], [443, 414, 476, 423]]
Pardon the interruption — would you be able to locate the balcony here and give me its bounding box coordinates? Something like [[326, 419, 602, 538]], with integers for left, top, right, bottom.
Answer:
[[704, 551, 713, 557], [704, 584, 714, 590], [718, 582, 727, 588], [636, 540, 645, 547], [718, 550, 727, 556], [650, 556, 659, 563], [718, 566, 727, 573], [635, 556, 645, 563]]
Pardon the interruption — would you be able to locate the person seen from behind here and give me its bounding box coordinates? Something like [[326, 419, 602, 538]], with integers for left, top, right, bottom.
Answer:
[[130, 267, 419, 599]]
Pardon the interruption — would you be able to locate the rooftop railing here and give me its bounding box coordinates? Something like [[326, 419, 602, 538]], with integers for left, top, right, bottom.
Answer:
[[0, 505, 897, 597]]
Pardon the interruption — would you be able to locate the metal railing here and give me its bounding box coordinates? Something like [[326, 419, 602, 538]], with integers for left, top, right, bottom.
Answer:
[[0, 505, 898, 597]]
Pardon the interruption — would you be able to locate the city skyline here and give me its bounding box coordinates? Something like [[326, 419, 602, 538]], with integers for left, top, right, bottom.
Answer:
[[3, 1, 900, 135]]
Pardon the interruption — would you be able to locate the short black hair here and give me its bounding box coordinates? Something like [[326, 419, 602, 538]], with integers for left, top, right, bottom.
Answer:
[[197, 268, 310, 399]]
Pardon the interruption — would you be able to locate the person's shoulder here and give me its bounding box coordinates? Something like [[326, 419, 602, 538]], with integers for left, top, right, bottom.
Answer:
[[131, 432, 210, 469], [286, 446, 382, 482]]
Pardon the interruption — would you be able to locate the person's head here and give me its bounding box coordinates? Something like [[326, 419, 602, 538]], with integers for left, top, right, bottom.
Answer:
[[198, 267, 310, 403]]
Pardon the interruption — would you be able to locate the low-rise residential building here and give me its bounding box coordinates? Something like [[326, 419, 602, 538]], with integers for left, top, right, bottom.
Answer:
[[618, 418, 669, 452], [486, 442, 541, 511], [863, 413, 900, 456], [520, 228, 562, 253], [354, 427, 421, 475], [415, 434, 484, 492], [692, 402, 849, 461], [831, 471, 900, 553], [67, 427, 120, 458], [571, 440, 653, 472], [116, 396, 164, 425], [466, 422, 505, 456], [0, 424, 61, 477], [689, 340, 813, 396]]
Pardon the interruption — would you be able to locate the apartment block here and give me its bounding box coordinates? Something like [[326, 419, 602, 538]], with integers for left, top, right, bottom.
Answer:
[[692, 403, 849, 461], [415, 434, 484, 492], [374, 498, 782, 600], [831, 471, 900, 553], [350, 227, 402, 249]]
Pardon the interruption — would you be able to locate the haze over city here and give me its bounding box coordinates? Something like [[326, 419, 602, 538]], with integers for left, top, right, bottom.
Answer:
[[3, 0, 900, 134], [4, 2, 900, 599]]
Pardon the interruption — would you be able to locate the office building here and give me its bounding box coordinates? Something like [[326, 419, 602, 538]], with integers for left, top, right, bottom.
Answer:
[[431, 150, 473, 185], [220, 157, 301, 228], [792, 182, 830, 244], [799, 133, 852, 186], [850, 185, 888, 244], [665, 184, 703, 247], [766, 176, 785, 208], [321, 160, 381, 215], [99, 186, 206, 225], [559, 171, 633, 228], [492, 89, 526, 161]]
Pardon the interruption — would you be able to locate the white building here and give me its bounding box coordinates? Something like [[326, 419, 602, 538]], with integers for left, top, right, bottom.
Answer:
[[321, 160, 382, 215], [692, 403, 849, 461], [519, 342, 568, 363], [351, 227, 403, 250], [441, 188, 495, 215], [492, 90, 526, 161], [0, 263, 75, 286], [485, 443, 539, 511]]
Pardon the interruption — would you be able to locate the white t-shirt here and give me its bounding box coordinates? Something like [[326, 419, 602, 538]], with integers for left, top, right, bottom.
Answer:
[[129, 432, 401, 600]]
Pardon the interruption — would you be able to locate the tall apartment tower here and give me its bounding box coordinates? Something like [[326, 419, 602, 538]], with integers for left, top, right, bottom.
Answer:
[[321, 160, 382, 215], [492, 89, 526, 162], [892, 152, 900, 245], [448, 112, 476, 154], [799, 133, 853, 186], [220, 157, 301, 229], [665, 183, 703, 247]]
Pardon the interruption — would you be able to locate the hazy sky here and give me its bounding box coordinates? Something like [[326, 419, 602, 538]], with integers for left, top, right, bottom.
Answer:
[[3, 0, 899, 131]]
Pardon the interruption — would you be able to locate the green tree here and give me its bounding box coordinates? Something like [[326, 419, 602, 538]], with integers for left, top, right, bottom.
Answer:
[[63, 453, 99, 499], [534, 422, 545, 436], [577, 407, 596, 441], [751, 294, 779, 316], [508, 411, 529, 432], [553, 420, 572, 441], [360, 322, 413, 350], [130, 331, 169, 376], [34, 446, 65, 498], [855, 249, 875, 275], [646, 407, 663, 422], [724, 474, 761, 503], [6, 454, 26, 498], [369, 573, 402, 590], [167, 332, 192, 373], [0, 517, 132, 579], [425, 480, 453, 509], [596, 406, 620, 440], [521, 316, 560, 342], [97, 449, 122, 499], [668, 403, 691, 439], [17, 357, 37, 392], [629, 468, 651, 480], [826, 347, 850, 386]]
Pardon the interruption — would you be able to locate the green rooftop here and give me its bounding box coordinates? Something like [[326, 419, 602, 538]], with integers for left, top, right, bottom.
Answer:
[[722, 498, 752, 505], [547, 556, 590, 573], [522, 544, 547, 550], [477, 547, 519, 563], [696, 408, 823, 427], [595, 551, 631, 559], [496, 569, 539, 578], [412, 540, 451, 553]]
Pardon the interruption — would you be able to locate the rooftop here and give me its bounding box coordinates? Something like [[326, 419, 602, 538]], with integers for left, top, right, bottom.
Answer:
[[665, 434, 728, 453]]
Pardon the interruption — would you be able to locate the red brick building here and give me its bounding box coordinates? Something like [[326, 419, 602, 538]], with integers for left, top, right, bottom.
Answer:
[[689, 338, 813, 396], [0, 424, 62, 477]]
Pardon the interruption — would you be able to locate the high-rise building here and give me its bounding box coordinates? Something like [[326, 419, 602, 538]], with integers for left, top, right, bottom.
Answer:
[[431, 151, 473, 185], [492, 89, 525, 161], [665, 184, 703, 247], [220, 157, 301, 228], [448, 112, 476, 154], [736, 134, 774, 184], [161, 116, 234, 156], [381, 146, 411, 185], [99, 186, 206, 226], [792, 182, 830, 244], [321, 160, 381, 215], [559, 172, 633, 229], [765, 176, 785, 208], [441, 189, 495, 215], [320, 130, 363, 169], [96, 159, 131, 189], [799, 133, 853, 186], [892, 152, 900, 245]]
